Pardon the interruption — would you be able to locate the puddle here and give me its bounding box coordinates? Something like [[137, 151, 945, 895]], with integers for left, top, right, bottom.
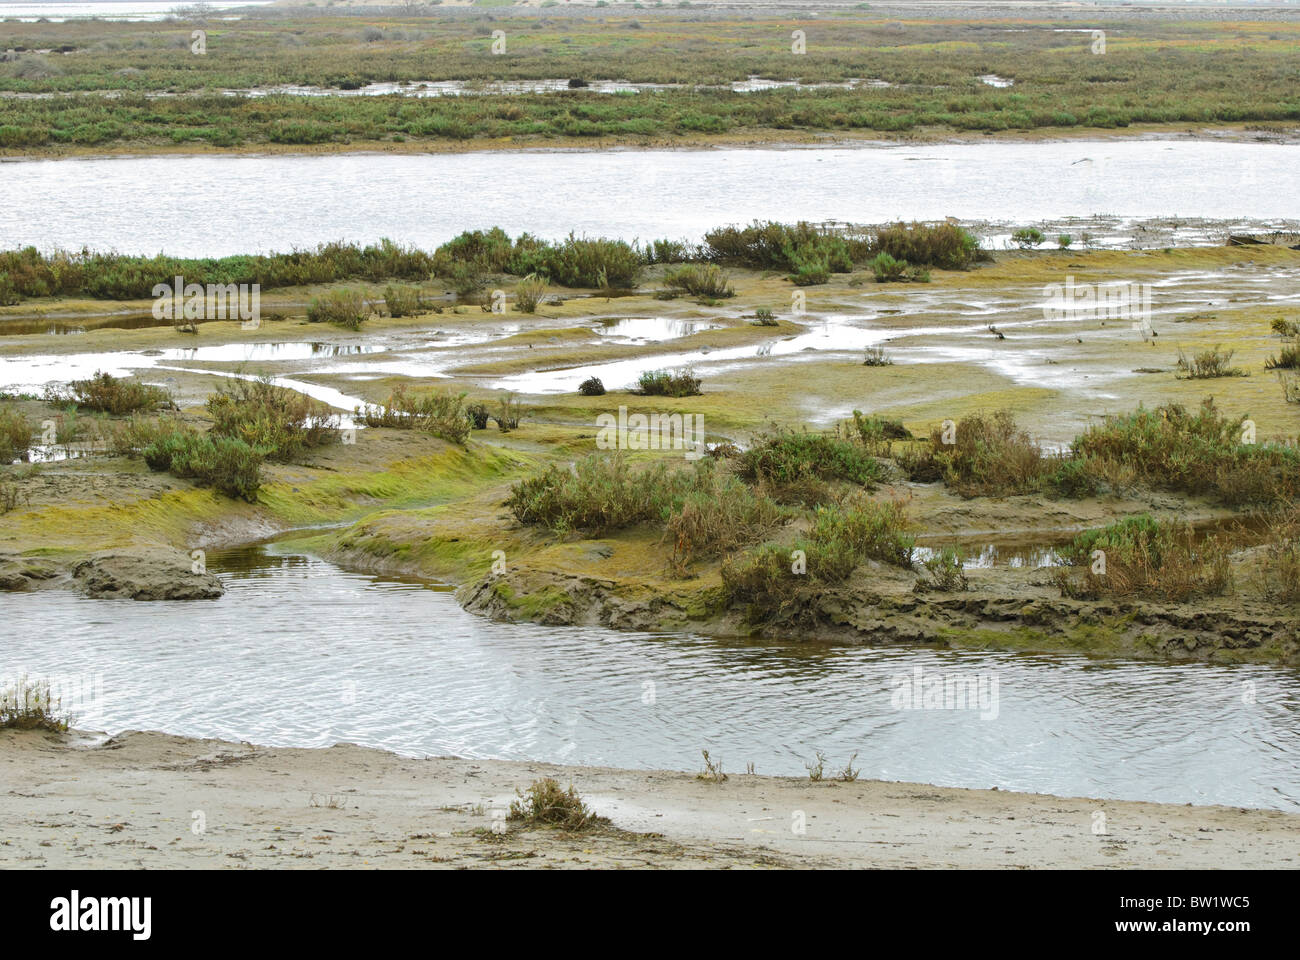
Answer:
[[978, 75, 1015, 88], [593, 317, 720, 342]]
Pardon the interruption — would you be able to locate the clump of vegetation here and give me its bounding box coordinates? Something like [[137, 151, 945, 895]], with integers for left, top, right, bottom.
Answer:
[[355, 384, 470, 444], [45, 371, 173, 414], [465, 402, 491, 430], [0, 405, 32, 462], [1176, 345, 1245, 379], [1260, 508, 1300, 603], [383, 283, 428, 318], [1, 677, 71, 732], [904, 410, 1063, 497], [1072, 399, 1300, 505], [870, 221, 983, 270], [917, 546, 969, 592], [665, 465, 785, 573], [513, 273, 547, 313], [862, 345, 893, 366], [696, 749, 728, 783], [734, 426, 882, 504], [635, 368, 702, 397], [1057, 234, 1073, 249], [307, 288, 369, 329], [1011, 227, 1045, 249], [752, 307, 777, 326], [644, 238, 698, 264], [142, 427, 264, 501], [869, 251, 929, 283], [662, 263, 734, 299], [206, 377, 339, 460], [494, 393, 525, 432], [508, 778, 606, 831], [848, 410, 911, 455], [577, 376, 606, 396], [1053, 515, 1231, 602], [723, 497, 914, 619], [1265, 318, 1299, 370]]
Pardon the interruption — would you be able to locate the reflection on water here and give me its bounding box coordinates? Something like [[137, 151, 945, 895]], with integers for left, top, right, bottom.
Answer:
[[593, 316, 719, 342], [4, 545, 1298, 811]]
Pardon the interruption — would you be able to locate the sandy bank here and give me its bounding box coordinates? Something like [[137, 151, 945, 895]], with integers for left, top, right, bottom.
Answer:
[[2, 729, 1297, 869]]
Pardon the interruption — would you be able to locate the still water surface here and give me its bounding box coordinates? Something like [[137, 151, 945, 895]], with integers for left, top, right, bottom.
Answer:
[[1, 141, 1295, 257], [3, 544, 1298, 811]]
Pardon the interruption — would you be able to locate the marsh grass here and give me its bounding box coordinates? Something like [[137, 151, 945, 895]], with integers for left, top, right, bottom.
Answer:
[[1053, 515, 1231, 602], [382, 283, 428, 318], [45, 371, 173, 414], [513, 273, 547, 313], [355, 384, 470, 444], [733, 426, 881, 504], [206, 376, 339, 460], [142, 427, 263, 501], [307, 288, 369, 329], [662, 263, 734, 299], [508, 778, 606, 831], [1176, 346, 1245, 379], [635, 368, 701, 398], [723, 496, 914, 619], [0, 676, 71, 732], [0, 405, 32, 462]]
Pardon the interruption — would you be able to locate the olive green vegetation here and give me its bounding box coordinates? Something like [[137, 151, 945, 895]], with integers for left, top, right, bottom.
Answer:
[[1, 14, 1297, 151], [0, 222, 989, 306]]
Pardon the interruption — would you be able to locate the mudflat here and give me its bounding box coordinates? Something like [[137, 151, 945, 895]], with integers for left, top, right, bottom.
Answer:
[[2, 729, 1296, 869]]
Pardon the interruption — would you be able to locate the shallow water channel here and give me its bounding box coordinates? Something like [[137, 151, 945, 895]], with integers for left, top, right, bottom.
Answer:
[[3, 543, 1298, 811]]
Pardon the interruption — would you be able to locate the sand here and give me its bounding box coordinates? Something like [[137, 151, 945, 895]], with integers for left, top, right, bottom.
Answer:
[[2, 729, 1297, 869]]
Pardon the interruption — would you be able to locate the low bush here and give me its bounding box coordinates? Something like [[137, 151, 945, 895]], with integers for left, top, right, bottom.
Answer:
[[1053, 515, 1231, 602], [494, 393, 525, 432], [206, 377, 339, 461], [0, 676, 71, 732], [46, 371, 173, 414], [143, 428, 263, 501], [734, 427, 881, 503], [0, 405, 32, 462], [577, 376, 606, 396], [508, 778, 606, 831], [513, 273, 547, 313], [307, 288, 369, 328], [355, 384, 470, 444], [383, 283, 427, 318], [1176, 345, 1245, 379], [1011, 227, 1045, 249], [662, 263, 734, 299], [635, 368, 701, 397]]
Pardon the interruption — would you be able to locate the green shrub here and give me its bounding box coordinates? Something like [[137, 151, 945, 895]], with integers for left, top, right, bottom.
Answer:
[[1176, 346, 1245, 379], [870, 221, 982, 269], [1011, 227, 1045, 249], [355, 384, 470, 444], [734, 427, 881, 503], [466, 402, 491, 430], [635, 368, 702, 397], [494, 393, 525, 432], [1053, 515, 1231, 602], [662, 263, 734, 299], [383, 283, 427, 318], [919, 546, 969, 592], [307, 288, 369, 328], [514, 273, 547, 313], [206, 377, 339, 461], [0, 405, 32, 462], [143, 428, 263, 501], [578, 377, 606, 396], [753, 307, 777, 326], [46, 371, 173, 414]]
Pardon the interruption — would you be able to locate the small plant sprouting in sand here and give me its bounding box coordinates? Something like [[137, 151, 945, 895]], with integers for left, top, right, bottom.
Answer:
[[1176, 346, 1245, 380], [0, 676, 72, 732], [508, 778, 606, 831], [837, 752, 861, 783], [806, 750, 827, 782], [309, 794, 344, 809], [696, 749, 728, 783], [752, 307, 777, 326]]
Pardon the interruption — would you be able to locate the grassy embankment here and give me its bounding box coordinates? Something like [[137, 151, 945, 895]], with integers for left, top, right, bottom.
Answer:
[[1, 14, 1297, 154]]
